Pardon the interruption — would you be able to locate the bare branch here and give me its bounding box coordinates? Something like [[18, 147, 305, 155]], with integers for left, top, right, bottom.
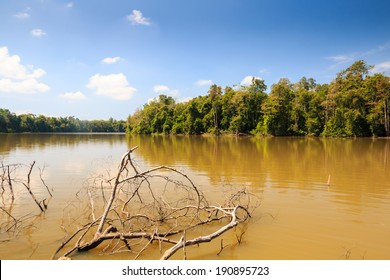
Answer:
[[1, 160, 53, 242], [160, 206, 244, 260], [55, 148, 257, 260], [38, 165, 53, 197], [7, 165, 14, 201]]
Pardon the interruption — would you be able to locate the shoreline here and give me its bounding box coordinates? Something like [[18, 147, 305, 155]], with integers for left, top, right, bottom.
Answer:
[[1, 131, 390, 139]]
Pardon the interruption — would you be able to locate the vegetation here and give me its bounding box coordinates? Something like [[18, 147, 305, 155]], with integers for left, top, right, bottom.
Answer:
[[127, 60, 390, 137], [0, 111, 126, 133], [2, 60, 389, 137]]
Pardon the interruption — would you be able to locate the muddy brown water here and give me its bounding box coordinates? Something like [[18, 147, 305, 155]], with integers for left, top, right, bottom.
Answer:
[[1, 134, 389, 260]]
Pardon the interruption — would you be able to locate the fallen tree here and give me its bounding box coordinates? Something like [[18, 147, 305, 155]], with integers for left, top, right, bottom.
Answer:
[[54, 147, 259, 260]]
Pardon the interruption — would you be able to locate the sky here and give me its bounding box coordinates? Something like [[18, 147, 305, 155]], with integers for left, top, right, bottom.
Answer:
[[1, 0, 390, 120]]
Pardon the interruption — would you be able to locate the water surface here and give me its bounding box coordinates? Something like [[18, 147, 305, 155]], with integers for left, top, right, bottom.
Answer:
[[1, 134, 389, 259]]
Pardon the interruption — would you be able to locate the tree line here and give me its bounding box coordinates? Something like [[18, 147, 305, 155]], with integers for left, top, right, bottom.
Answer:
[[127, 60, 390, 137], [0, 111, 126, 133], [2, 60, 389, 136]]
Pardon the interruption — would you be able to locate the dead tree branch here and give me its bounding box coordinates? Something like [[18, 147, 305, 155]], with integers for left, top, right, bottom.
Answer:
[[7, 165, 14, 201], [38, 165, 53, 197], [160, 206, 249, 260], [54, 147, 258, 260], [1, 160, 52, 238], [21, 161, 45, 212]]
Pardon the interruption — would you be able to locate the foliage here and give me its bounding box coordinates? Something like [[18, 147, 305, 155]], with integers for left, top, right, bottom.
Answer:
[[2, 60, 390, 137], [126, 61, 390, 137], [0, 109, 125, 133]]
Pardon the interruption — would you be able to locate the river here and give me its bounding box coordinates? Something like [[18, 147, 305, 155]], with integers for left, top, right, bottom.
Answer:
[[0, 134, 389, 260]]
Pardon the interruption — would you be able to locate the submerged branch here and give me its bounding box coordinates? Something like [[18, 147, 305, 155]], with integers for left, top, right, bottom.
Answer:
[[160, 206, 245, 260], [1, 160, 53, 238], [55, 147, 258, 260]]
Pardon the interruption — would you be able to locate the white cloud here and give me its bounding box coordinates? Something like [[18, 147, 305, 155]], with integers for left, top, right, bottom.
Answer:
[[326, 55, 354, 63], [59, 91, 86, 101], [363, 42, 390, 57], [326, 43, 390, 68], [0, 46, 49, 94], [0, 78, 49, 94], [371, 61, 390, 73], [102, 57, 121, 64], [87, 73, 136, 100], [240, 76, 262, 87], [66, 2, 73, 8], [153, 85, 170, 93], [127, 10, 151, 26], [196, 79, 213, 87], [0, 47, 46, 80], [31, 29, 47, 37], [14, 12, 30, 19], [259, 68, 269, 74], [153, 84, 179, 96]]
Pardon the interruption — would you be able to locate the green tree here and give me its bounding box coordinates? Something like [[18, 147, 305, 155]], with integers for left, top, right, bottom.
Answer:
[[323, 60, 372, 137], [183, 98, 204, 134], [206, 84, 222, 134], [19, 114, 36, 132], [171, 102, 187, 134], [247, 78, 268, 133], [289, 77, 326, 136], [0, 109, 11, 132], [364, 73, 390, 136], [34, 115, 51, 132], [220, 86, 236, 131], [260, 78, 293, 136]]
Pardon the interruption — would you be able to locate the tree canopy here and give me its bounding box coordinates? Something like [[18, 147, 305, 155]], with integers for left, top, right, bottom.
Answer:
[[126, 61, 390, 137], [2, 60, 389, 137], [0, 110, 125, 133]]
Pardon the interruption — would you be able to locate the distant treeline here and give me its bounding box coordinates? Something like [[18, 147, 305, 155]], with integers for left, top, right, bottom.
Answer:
[[0, 111, 126, 133], [127, 60, 390, 137]]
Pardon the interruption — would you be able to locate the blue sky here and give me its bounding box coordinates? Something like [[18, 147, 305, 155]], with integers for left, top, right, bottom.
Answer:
[[1, 0, 390, 120]]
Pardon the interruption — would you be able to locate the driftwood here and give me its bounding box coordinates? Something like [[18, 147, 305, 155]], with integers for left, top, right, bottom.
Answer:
[[54, 147, 258, 260]]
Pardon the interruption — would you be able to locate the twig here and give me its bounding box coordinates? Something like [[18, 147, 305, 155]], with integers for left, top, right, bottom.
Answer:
[[87, 187, 96, 221], [7, 166, 14, 201], [1, 206, 19, 231], [217, 239, 229, 256], [21, 162, 44, 212], [38, 166, 53, 197], [183, 230, 187, 260]]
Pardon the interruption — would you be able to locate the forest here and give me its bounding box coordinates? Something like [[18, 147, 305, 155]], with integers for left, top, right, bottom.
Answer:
[[1, 60, 389, 137], [127, 60, 390, 137], [0, 111, 126, 133]]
